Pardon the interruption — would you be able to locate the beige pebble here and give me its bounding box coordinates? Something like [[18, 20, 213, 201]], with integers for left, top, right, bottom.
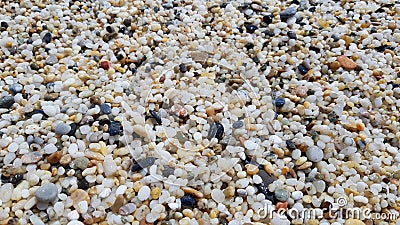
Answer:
[[181, 187, 204, 198]]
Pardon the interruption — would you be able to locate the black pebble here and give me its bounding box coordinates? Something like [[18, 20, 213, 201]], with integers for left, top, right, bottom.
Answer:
[[0, 96, 15, 108], [287, 31, 297, 39], [123, 19, 131, 27], [30, 63, 39, 70], [244, 42, 254, 49], [67, 123, 78, 136], [1, 21, 8, 29], [116, 53, 124, 60], [286, 140, 296, 150], [108, 121, 121, 136], [43, 32, 52, 43], [245, 25, 258, 33], [78, 179, 90, 189], [131, 157, 156, 172], [298, 64, 309, 74], [181, 195, 196, 207], [179, 63, 187, 73], [262, 14, 273, 24], [309, 6, 316, 12], [25, 109, 47, 118], [149, 109, 162, 125], [106, 25, 114, 33], [11, 174, 23, 185], [215, 122, 224, 140]]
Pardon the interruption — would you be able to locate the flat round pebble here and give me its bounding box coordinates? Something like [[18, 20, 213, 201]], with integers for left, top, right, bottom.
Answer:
[[306, 146, 324, 162]]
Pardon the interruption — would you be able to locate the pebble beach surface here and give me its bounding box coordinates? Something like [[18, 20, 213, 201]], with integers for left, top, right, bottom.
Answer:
[[0, 0, 399, 225]]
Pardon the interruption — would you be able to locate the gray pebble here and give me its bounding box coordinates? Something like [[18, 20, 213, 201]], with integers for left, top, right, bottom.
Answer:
[[46, 55, 58, 65], [10, 83, 23, 93], [73, 157, 90, 170], [232, 120, 244, 129], [274, 188, 289, 202], [35, 183, 58, 202], [55, 122, 72, 135], [280, 7, 297, 21]]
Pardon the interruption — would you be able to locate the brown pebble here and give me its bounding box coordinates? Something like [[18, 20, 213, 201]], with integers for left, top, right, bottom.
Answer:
[[276, 201, 288, 210], [47, 151, 63, 164], [90, 96, 101, 105], [110, 195, 125, 213], [59, 154, 72, 166], [336, 55, 357, 70], [100, 60, 111, 70], [329, 61, 341, 71], [388, 22, 396, 30]]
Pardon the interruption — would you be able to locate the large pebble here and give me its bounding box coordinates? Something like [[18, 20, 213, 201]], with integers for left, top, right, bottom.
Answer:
[[0, 183, 13, 202], [35, 183, 58, 202], [0, 96, 14, 108], [337, 55, 357, 70], [306, 146, 324, 162], [211, 189, 225, 203], [55, 122, 71, 135], [21, 152, 43, 164], [138, 186, 151, 201]]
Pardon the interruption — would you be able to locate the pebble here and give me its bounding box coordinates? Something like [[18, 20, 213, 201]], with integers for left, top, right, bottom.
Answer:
[[100, 60, 111, 70], [0, 96, 14, 108], [274, 98, 285, 107], [35, 183, 58, 202], [70, 189, 90, 208], [21, 152, 43, 164], [10, 83, 23, 93], [131, 157, 156, 172], [73, 157, 89, 170], [100, 103, 112, 114], [55, 122, 72, 135], [232, 120, 244, 129], [108, 121, 121, 135], [138, 186, 151, 201], [119, 203, 136, 215], [43, 32, 52, 43], [306, 146, 324, 162], [337, 55, 357, 70], [280, 7, 297, 21], [208, 122, 224, 140], [263, 14, 273, 24], [274, 188, 289, 202], [46, 55, 58, 65], [181, 195, 196, 207], [211, 189, 225, 203], [47, 151, 62, 164]]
